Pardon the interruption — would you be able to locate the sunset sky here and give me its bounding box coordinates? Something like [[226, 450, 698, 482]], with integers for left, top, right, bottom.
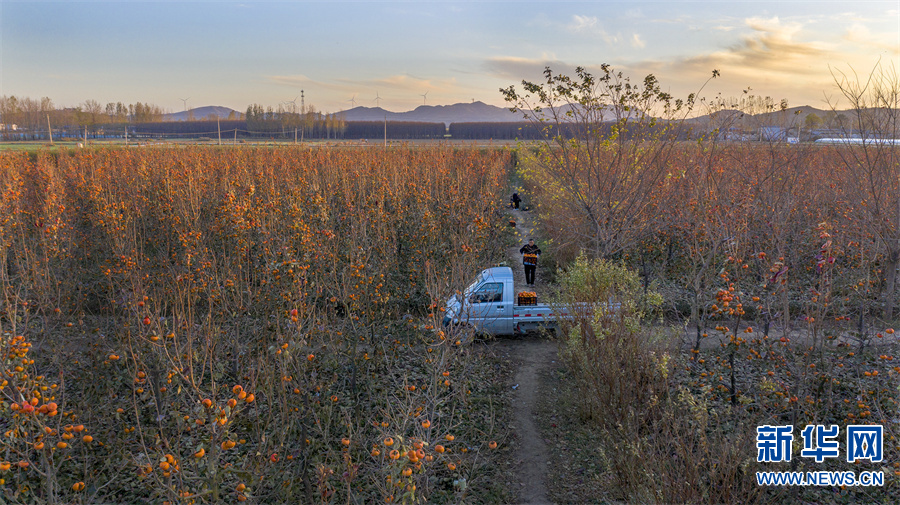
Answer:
[[2, 1, 898, 114]]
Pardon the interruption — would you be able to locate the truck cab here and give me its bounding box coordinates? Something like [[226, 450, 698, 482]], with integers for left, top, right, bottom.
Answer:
[[443, 267, 569, 336], [454, 267, 514, 334]]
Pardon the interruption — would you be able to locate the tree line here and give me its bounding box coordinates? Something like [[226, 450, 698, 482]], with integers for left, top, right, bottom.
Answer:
[[242, 104, 440, 139], [3, 92, 890, 142], [0, 96, 446, 141], [0, 96, 166, 133]]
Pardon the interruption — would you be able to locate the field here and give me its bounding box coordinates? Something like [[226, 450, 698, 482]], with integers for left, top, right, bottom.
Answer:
[[516, 139, 900, 504], [1, 141, 898, 504], [0, 145, 515, 504], [0, 139, 519, 153]]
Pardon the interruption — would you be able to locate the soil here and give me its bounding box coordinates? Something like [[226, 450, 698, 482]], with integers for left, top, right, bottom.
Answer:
[[498, 205, 557, 505], [494, 336, 557, 505]]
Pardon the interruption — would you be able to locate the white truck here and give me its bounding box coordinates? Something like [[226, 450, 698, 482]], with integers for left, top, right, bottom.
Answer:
[[442, 266, 580, 336]]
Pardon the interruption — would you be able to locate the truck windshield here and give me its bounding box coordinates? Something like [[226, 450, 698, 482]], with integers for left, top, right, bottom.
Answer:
[[463, 273, 484, 297]]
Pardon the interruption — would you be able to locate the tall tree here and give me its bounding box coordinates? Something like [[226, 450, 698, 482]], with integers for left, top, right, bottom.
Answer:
[[501, 65, 717, 259], [804, 112, 822, 130], [81, 99, 103, 129], [828, 62, 900, 318]]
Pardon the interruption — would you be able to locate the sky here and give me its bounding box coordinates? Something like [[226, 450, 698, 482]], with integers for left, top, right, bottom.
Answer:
[[1, 1, 898, 114]]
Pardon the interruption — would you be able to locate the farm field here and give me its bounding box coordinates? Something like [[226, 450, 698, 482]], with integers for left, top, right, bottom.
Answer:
[[513, 139, 900, 504], [0, 139, 521, 153], [1, 141, 898, 504], [3, 0, 898, 500], [0, 146, 517, 503]]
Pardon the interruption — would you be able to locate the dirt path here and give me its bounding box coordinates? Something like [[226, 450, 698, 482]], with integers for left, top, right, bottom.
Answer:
[[502, 205, 556, 505], [497, 337, 556, 505], [506, 208, 546, 299]]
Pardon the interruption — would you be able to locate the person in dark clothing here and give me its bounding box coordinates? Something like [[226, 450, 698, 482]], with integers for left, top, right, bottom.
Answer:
[[510, 192, 521, 209], [519, 239, 541, 286]]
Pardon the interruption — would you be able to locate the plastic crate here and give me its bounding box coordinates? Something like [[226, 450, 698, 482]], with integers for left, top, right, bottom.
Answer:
[[518, 291, 537, 306]]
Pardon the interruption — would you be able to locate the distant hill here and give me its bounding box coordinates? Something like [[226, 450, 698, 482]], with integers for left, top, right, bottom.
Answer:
[[165, 102, 521, 124], [163, 102, 878, 130], [167, 106, 242, 121], [686, 105, 874, 128], [341, 101, 523, 125]]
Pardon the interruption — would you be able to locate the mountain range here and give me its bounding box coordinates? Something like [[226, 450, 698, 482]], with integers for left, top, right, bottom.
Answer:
[[339, 101, 524, 124], [166, 102, 524, 124], [167, 102, 861, 127], [167, 106, 243, 122]]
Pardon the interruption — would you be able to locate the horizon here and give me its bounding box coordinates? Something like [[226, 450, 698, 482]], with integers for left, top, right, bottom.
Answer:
[[2, 1, 898, 114]]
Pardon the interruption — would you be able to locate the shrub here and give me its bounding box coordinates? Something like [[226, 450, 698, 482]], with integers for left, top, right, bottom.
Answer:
[[553, 254, 666, 426]]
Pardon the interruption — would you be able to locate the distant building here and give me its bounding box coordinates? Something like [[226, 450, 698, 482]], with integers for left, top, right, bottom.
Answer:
[[719, 127, 755, 141], [0, 123, 18, 131], [811, 128, 857, 139], [759, 126, 787, 141]]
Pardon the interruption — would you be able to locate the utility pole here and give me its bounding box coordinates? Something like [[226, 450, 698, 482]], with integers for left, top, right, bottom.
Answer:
[[47, 114, 53, 144], [217, 117, 222, 145], [384, 115, 387, 148]]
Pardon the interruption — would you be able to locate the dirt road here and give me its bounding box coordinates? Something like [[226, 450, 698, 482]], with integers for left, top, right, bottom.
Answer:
[[502, 205, 557, 505]]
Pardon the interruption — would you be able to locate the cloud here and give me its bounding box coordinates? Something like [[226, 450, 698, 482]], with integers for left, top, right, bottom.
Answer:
[[744, 16, 802, 38], [566, 14, 618, 44], [678, 17, 834, 77], [483, 56, 574, 81], [631, 33, 645, 49], [569, 15, 599, 33], [844, 23, 900, 54], [484, 17, 839, 111], [267, 74, 315, 87], [512, 17, 832, 85], [485, 13, 896, 111], [614, 18, 844, 108]]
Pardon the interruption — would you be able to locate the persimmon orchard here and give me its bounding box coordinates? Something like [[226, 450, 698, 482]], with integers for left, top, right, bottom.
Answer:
[[517, 140, 900, 503], [0, 85, 898, 501], [0, 146, 512, 503], [505, 65, 899, 503]]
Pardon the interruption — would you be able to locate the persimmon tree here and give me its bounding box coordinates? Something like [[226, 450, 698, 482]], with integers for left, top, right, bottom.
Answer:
[[0, 146, 512, 503], [828, 62, 900, 319], [501, 65, 718, 260]]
